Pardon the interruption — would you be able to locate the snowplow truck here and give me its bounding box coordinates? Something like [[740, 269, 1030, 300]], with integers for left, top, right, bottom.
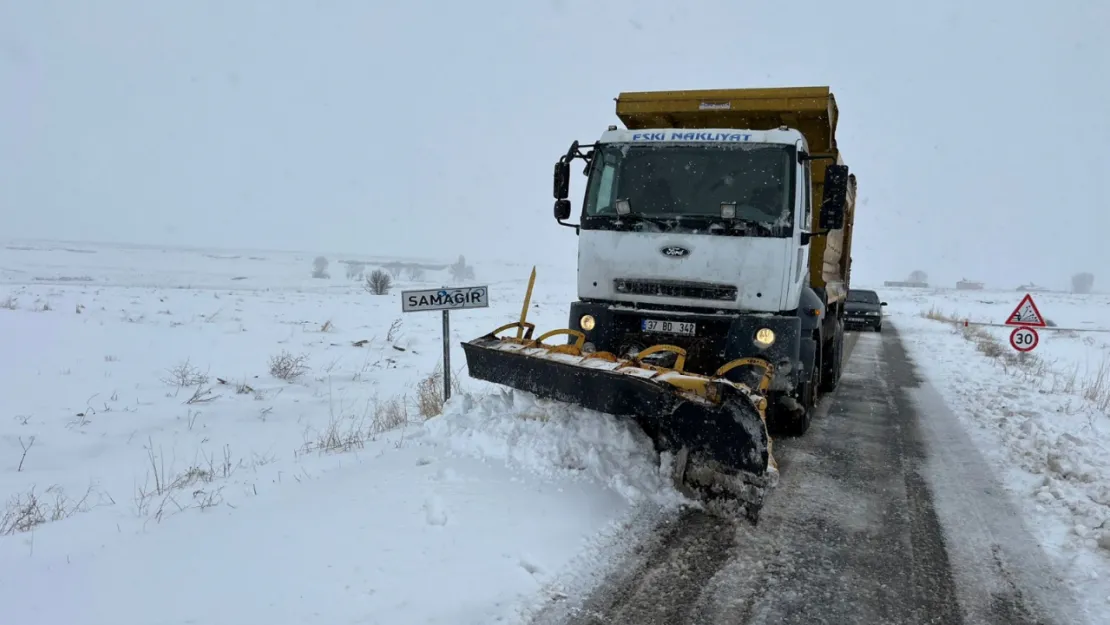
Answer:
[[461, 86, 857, 521]]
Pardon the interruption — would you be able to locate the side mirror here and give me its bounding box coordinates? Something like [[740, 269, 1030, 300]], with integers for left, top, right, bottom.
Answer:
[[554, 199, 572, 221], [881, 302, 888, 306], [819, 164, 849, 230], [554, 161, 570, 200]]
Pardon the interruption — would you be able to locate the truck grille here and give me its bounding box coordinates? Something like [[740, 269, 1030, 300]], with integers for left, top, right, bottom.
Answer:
[[613, 279, 738, 302]]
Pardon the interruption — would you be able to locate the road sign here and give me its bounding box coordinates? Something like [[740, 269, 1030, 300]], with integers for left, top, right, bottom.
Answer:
[[1009, 326, 1039, 352], [401, 284, 490, 402], [1005, 293, 1046, 328], [402, 286, 489, 313]]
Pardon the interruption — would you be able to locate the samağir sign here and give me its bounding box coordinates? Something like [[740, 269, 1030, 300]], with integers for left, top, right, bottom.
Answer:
[[401, 284, 490, 403], [401, 286, 489, 313]]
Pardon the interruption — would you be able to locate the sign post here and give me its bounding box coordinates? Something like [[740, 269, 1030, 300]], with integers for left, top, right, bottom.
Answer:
[[401, 285, 490, 401], [1004, 292, 1046, 353], [442, 306, 451, 397]]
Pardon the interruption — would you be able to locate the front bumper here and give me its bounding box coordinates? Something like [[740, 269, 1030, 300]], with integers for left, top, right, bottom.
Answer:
[[567, 301, 803, 391], [845, 311, 882, 326]]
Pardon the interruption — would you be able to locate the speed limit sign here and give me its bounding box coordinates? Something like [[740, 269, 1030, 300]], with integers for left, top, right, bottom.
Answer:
[[1009, 326, 1039, 352]]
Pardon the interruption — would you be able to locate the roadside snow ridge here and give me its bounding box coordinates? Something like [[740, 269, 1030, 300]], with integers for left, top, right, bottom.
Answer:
[[421, 389, 688, 508]]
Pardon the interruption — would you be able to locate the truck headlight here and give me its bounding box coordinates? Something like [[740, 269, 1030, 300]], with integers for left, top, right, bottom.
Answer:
[[579, 314, 596, 331], [754, 328, 775, 348]]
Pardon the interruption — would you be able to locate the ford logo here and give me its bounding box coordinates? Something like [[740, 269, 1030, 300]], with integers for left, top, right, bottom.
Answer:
[[660, 246, 690, 258]]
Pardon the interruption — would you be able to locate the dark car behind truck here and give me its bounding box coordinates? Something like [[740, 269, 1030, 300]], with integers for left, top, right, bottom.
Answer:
[[844, 289, 886, 331]]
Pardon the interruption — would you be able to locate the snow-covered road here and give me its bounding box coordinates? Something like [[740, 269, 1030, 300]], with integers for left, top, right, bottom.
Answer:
[[531, 329, 1089, 625]]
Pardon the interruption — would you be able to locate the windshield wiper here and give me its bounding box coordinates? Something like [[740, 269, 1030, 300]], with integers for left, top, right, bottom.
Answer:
[[585, 212, 669, 231], [728, 218, 778, 234], [584, 213, 783, 236], [694, 216, 778, 236]]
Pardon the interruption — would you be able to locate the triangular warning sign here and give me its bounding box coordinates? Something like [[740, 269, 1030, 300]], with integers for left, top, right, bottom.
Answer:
[[1005, 293, 1046, 327]]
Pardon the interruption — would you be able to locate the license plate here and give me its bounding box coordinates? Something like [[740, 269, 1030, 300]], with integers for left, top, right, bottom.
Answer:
[[641, 318, 696, 336]]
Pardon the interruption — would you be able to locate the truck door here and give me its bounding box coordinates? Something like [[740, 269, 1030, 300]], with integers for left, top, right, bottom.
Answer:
[[782, 141, 812, 310]]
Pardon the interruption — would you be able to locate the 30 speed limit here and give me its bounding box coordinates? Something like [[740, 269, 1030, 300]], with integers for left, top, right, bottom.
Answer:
[[1009, 326, 1039, 352]]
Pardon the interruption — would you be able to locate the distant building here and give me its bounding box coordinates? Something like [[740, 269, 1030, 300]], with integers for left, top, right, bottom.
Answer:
[[883, 280, 929, 288], [956, 279, 984, 290]]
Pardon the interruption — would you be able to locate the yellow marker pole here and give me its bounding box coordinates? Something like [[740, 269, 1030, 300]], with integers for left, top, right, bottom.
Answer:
[[517, 266, 536, 339]]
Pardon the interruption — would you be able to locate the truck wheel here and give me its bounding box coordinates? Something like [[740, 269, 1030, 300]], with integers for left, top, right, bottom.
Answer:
[[819, 325, 843, 394], [770, 351, 819, 438], [788, 361, 818, 436]]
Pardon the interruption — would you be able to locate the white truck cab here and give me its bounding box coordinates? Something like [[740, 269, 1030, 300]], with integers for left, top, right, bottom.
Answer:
[[574, 127, 815, 315], [549, 86, 855, 436]]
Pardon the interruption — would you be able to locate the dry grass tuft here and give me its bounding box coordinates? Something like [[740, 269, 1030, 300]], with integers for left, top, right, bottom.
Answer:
[[133, 440, 237, 521], [162, 359, 210, 388], [415, 375, 444, 418], [922, 305, 961, 323], [374, 396, 410, 433], [269, 350, 309, 381], [1081, 354, 1110, 412], [414, 363, 464, 419], [960, 324, 1007, 360], [298, 395, 414, 456], [1, 484, 99, 535]]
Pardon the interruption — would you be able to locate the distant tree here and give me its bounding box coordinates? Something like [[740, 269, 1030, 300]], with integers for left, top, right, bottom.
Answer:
[[449, 255, 476, 283], [1071, 272, 1095, 294], [312, 256, 330, 279], [907, 270, 928, 284], [345, 262, 366, 281], [384, 263, 403, 279], [365, 269, 392, 295], [405, 266, 426, 281]]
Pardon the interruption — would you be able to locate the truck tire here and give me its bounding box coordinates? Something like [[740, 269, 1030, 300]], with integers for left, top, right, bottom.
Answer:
[[819, 322, 843, 393], [788, 358, 819, 436], [771, 347, 819, 438]]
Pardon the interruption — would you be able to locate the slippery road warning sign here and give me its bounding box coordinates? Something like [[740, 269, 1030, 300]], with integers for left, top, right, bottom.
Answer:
[[1009, 326, 1039, 352], [1005, 293, 1046, 328]]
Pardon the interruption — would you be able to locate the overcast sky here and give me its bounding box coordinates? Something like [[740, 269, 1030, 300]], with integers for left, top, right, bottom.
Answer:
[[2, 0, 1107, 289]]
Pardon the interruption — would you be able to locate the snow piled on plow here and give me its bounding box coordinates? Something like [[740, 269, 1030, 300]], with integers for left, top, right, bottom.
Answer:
[[426, 389, 689, 508]]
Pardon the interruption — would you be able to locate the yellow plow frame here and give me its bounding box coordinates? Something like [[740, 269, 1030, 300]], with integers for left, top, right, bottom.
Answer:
[[459, 268, 780, 519]]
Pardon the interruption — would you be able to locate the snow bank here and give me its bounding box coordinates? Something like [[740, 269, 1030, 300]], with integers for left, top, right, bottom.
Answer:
[[1, 429, 651, 625], [422, 390, 688, 508]]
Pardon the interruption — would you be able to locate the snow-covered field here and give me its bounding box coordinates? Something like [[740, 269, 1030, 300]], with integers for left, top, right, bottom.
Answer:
[[4, 239, 1108, 623], [878, 285, 1110, 617], [0, 240, 684, 625]]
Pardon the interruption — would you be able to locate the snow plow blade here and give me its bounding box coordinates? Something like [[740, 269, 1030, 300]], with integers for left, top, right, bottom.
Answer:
[[461, 322, 777, 521]]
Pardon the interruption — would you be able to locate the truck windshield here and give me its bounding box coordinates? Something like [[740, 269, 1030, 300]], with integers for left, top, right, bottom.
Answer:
[[582, 142, 796, 236]]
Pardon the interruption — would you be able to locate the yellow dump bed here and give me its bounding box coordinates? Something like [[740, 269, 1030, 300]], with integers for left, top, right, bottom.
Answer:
[[614, 86, 855, 301]]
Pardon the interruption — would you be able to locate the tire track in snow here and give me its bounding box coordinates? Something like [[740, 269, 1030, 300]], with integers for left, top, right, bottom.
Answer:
[[535, 328, 1076, 625], [563, 508, 737, 625], [531, 334, 862, 625]]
